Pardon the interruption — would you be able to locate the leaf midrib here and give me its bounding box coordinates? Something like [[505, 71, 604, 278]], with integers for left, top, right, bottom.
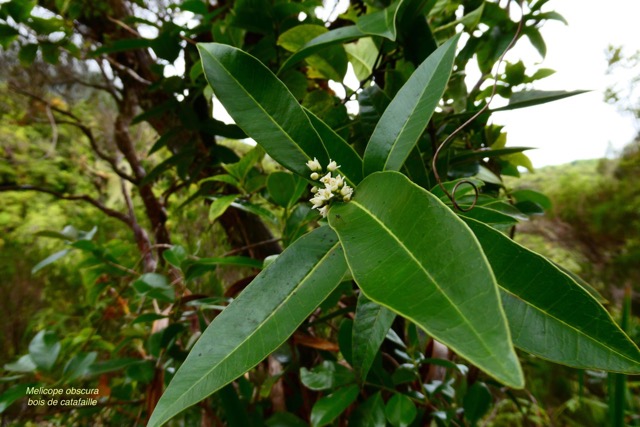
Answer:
[[200, 46, 312, 163], [155, 242, 341, 424], [349, 200, 511, 372]]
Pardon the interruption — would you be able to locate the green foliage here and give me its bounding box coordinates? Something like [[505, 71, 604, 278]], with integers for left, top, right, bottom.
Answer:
[[1, 0, 638, 426]]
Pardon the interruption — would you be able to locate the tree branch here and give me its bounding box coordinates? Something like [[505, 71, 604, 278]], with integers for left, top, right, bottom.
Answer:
[[0, 185, 132, 225], [9, 84, 137, 183], [54, 119, 137, 183]]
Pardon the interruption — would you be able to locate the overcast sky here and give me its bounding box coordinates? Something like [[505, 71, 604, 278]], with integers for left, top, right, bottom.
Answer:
[[491, 0, 640, 166]]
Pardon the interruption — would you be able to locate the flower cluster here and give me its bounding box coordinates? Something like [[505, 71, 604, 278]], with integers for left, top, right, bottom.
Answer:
[[306, 158, 353, 217]]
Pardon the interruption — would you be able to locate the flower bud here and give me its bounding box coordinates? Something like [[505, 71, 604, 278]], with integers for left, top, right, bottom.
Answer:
[[306, 157, 322, 172], [327, 160, 340, 172]]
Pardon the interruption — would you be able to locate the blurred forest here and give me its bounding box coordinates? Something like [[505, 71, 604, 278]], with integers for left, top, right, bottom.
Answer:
[[0, 0, 639, 426]]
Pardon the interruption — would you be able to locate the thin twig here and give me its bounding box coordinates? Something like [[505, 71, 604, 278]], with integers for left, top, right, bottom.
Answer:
[[431, 1, 525, 210], [107, 16, 141, 37], [222, 238, 282, 257], [55, 119, 137, 183], [105, 56, 152, 85], [0, 185, 132, 225], [9, 85, 136, 182]]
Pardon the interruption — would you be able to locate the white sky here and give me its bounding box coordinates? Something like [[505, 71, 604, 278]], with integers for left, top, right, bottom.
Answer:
[[491, 0, 640, 166]]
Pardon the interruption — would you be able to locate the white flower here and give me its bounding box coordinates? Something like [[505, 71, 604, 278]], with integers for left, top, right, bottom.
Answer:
[[319, 172, 332, 185], [306, 157, 322, 172], [342, 193, 352, 202], [340, 185, 353, 198], [324, 175, 344, 192], [317, 188, 334, 201], [318, 205, 329, 218], [310, 172, 320, 180], [327, 159, 340, 172], [310, 195, 325, 209], [310, 186, 319, 194]]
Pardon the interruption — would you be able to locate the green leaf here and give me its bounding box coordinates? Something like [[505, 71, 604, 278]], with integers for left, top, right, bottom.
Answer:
[[5, 0, 36, 21], [279, 26, 366, 74], [430, 177, 485, 200], [0, 383, 34, 414], [222, 146, 264, 183], [18, 43, 38, 65], [356, 0, 402, 41], [536, 11, 568, 25], [148, 227, 348, 427], [463, 218, 640, 373], [385, 394, 417, 427], [198, 43, 328, 176], [132, 273, 174, 303], [28, 330, 60, 371], [328, 172, 523, 388], [352, 294, 396, 381], [163, 245, 188, 268], [208, 195, 237, 223], [524, 26, 547, 58], [451, 147, 535, 164], [492, 90, 590, 111], [510, 189, 552, 210], [363, 34, 460, 175], [199, 174, 241, 188], [266, 412, 308, 427], [434, 2, 484, 33], [300, 361, 355, 391], [88, 358, 140, 375], [182, 256, 262, 282], [267, 172, 305, 208], [132, 313, 169, 325], [31, 249, 70, 274], [344, 37, 379, 81], [349, 392, 386, 427], [304, 109, 363, 185], [277, 24, 348, 81], [458, 206, 519, 228], [310, 385, 359, 427], [63, 352, 97, 381], [230, 199, 278, 223], [3, 355, 36, 373], [463, 382, 492, 426], [0, 23, 19, 48], [93, 38, 153, 55]]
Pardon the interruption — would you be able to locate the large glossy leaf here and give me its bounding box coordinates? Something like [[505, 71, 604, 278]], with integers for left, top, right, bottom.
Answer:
[[363, 34, 460, 176], [198, 43, 328, 176], [463, 218, 640, 373], [148, 227, 348, 427], [352, 294, 396, 381], [328, 172, 523, 388]]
